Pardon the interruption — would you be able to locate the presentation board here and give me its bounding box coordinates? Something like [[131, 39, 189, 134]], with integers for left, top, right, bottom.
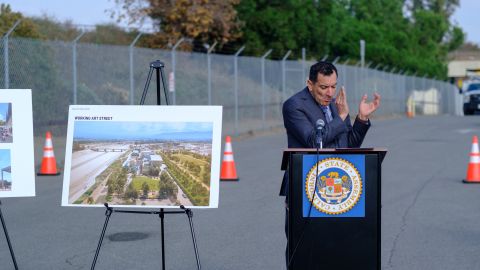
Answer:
[[0, 89, 35, 198], [61, 105, 222, 208]]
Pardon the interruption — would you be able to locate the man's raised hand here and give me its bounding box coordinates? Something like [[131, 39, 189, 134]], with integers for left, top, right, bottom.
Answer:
[[358, 92, 381, 121], [335, 86, 349, 121]]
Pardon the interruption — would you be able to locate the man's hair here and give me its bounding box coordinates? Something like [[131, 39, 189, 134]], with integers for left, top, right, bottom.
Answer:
[[309, 61, 338, 82]]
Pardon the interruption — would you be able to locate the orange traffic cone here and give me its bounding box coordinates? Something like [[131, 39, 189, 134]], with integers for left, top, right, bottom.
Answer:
[[37, 131, 60, 176], [463, 135, 480, 183], [406, 96, 415, 118], [220, 136, 238, 181]]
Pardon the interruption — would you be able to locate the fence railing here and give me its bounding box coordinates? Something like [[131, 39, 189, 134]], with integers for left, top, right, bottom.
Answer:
[[0, 37, 457, 137]]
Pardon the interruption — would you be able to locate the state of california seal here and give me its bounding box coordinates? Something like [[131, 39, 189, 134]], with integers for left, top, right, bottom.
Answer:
[[305, 157, 362, 215]]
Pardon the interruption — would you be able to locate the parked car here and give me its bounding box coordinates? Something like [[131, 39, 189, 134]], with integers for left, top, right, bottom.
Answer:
[[463, 81, 480, 115]]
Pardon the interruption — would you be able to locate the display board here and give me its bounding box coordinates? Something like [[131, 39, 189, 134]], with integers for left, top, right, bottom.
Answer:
[[62, 105, 222, 208], [0, 89, 35, 198]]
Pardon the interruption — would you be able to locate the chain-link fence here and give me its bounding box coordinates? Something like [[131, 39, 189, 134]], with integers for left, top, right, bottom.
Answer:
[[0, 37, 458, 137]]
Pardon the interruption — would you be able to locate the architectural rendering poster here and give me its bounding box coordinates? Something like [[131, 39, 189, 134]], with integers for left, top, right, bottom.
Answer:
[[0, 89, 35, 198], [62, 105, 222, 208]]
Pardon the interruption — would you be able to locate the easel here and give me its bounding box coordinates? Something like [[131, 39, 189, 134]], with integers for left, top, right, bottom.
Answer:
[[0, 200, 19, 270], [91, 60, 201, 270]]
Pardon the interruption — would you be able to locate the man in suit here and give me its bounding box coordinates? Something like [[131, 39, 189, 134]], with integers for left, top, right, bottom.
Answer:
[[281, 61, 380, 267], [280, 61, 380, 196]]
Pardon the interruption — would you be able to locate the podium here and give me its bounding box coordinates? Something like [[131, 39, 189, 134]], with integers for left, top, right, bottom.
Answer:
[[282, 148, 387, 270]]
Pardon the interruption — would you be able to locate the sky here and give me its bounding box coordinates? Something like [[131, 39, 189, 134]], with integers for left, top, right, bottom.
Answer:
[[0, 149, 12, 181], [74, 121, 213, 141], [0, 103, 10, 121], [451, 0, 480, 45], [3, 0, 123, 27], [2, 0, 480, 45]]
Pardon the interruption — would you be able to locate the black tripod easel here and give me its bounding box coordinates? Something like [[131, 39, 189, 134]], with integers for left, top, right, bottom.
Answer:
[[0, 200, 19, 270], [91, 60, 201, 270]]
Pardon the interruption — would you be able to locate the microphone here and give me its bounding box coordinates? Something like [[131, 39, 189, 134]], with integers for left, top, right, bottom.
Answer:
[[315, 119, 325, 148], [290, 118, 325, 267]]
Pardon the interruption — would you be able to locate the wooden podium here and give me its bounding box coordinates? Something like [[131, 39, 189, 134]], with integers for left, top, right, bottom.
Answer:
[[282, 148, 387, 270]]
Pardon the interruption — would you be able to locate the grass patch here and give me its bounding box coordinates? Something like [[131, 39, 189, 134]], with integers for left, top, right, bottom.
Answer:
[[172, 154, 208, 166], [131, 176, 159, 190]]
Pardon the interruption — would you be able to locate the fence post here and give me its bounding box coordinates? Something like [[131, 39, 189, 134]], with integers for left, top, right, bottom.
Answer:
[[282, 50, 292, 102], [129, 32, 143, 105], [353, 62, 358, 103], [171, 38, 184, 105], [399, 70, 405, 112], [332, 56, 340, 64], [302, 48, 306, 82], [207, 41, 217, 105], [72, 30, 85, 105], [342, 59, 349, 90], [360, 39, 365, 68], [3, 20, 21, 89], [234, 46, 245, 136], [261, 49, 272, 130], [423, 75, 427, 91]]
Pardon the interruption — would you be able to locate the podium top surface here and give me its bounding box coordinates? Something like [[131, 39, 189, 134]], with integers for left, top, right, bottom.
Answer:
[[281, 148, 387, 170]]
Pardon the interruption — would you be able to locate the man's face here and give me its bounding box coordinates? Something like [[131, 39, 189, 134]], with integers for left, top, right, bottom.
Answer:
[[307, 72, 337, 106]]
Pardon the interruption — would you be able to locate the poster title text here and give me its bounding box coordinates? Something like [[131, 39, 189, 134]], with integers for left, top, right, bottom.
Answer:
[[75, 116, 113, 121]]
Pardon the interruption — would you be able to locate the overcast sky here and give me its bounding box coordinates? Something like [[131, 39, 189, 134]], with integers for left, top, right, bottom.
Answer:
[[3, 0, 480, 45], [451, 0, 480, 45], [3, 0, 119, 26], [0, 149, 11, 180]]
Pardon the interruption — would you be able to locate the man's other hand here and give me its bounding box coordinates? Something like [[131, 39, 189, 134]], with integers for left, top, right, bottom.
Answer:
[[358, 92, 381, 121], [335, 86, 349, 121]]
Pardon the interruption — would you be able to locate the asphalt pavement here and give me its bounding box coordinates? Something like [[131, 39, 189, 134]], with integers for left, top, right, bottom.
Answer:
[[1, 115, 480, 269]]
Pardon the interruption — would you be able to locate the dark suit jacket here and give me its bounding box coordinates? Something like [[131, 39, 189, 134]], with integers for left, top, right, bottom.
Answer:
[[280, 87, 370, 196]]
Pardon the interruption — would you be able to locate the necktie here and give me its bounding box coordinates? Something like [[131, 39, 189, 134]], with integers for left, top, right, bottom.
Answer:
[[321, 105, 333, 123]]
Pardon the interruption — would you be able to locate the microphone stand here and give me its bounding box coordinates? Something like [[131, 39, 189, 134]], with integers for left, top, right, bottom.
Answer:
[[288, 127, 324, 268]]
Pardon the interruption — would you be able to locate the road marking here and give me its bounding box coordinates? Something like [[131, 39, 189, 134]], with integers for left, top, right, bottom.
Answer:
[[455, 128, 479, 134]]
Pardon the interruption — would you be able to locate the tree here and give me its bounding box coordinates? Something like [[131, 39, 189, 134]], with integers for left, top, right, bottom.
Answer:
[[233, 0, 464, 78], [82, 24, 139, 45], [0, 4, 41, 38], [158, 171, 178, 199], [125, 183, 138, 200], [0, 5, 72, 132], [234, 0, 322, 58], [30, 16, 79, 41], [87, 196, 94, 204], [112, 0, 243, 49], [401, 0, 463, 76], [201, 169, 210, 185], [142, 181, 149, 197], [148, 166, 160, 177], [3, 1, 467, 81]]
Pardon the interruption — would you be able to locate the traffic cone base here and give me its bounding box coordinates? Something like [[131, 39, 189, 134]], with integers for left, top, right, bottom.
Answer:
[[37, 131, 61, 176], [463, 179, 480, 183], [221, 162, 238, 181], [463, 135, 480, 183], [37, 172, 61, 176], [220, 136, 238, 181]]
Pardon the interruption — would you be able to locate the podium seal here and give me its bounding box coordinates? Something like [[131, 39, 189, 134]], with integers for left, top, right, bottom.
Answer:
[[305, 157, 362, 215]]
